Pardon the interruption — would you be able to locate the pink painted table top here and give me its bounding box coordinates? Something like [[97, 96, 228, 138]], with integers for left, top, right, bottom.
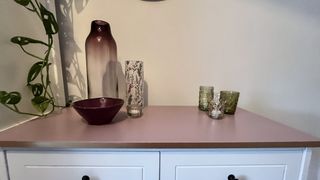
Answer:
[[0, 106, 319, 148]]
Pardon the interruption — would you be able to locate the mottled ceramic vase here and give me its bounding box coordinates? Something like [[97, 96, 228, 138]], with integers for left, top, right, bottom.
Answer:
[[85, 20, 118, 98], [125, 61, 144, 117]]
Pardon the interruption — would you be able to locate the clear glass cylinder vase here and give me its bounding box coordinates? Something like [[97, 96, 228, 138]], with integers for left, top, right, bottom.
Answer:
[[125, 60, 144, 117]]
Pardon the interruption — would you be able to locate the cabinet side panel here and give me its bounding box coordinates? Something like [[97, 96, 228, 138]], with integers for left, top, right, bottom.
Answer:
[[0, 150, 8, 180], [299, 148, 312, 180]]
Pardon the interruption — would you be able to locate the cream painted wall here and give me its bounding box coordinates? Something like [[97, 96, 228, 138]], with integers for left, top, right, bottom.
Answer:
[[62, 0, 320, 134], [56, 0, 320, 179], [0, 1, 65, 129], [0, 0, 319, 179]]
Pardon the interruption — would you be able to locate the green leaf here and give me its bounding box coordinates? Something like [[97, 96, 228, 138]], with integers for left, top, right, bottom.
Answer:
[[0, 91, 9, 104], [29, 83, 43, 96], [39, 4, 59, 35], [14, 0, 31, 6], [0, 91, 22, 105], [27, 62, 43, 84], [31, 96, 50, 113], [0, 91, 7, 99], [7, 92, 22, 104], [11, 36, 47, 46]]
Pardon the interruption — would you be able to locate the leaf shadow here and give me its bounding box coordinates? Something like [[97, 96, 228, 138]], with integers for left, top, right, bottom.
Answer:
[[55, 0, 90, 104]]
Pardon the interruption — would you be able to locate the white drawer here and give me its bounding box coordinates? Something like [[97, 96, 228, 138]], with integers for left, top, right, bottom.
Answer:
[[6, 151, 159, 180], [161, 149, 306, 180]]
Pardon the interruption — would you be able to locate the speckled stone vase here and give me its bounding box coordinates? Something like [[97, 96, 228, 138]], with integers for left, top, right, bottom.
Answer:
[[125, 61, 144, 117], [85, 20, 118, 98]]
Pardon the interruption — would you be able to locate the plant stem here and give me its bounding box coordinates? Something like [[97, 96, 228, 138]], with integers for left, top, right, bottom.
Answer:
[[20, 46, 45, 61], [4, 104, 41, 117], [43, 35, 53, 98], [48, 102, 55, 115], [30, 0, 41, 19]]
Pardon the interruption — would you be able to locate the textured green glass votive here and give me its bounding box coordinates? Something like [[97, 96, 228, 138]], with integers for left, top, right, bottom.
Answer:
[[198, 86, 214, 111], [220, 91, 240, 115]]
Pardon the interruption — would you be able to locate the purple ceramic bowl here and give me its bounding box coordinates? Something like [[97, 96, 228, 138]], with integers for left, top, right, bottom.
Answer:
[[72, 97, 124, 125]]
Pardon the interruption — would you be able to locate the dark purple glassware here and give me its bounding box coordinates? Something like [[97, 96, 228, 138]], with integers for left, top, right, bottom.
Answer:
[[85, 20, 118, 98], [73, 97, 124, 125]]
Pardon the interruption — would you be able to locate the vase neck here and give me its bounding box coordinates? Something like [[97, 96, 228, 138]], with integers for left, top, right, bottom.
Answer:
[[90, 20, 112, 34]]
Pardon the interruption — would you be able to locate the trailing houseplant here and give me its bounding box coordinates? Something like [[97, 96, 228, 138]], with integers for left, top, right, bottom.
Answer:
[[0, 0, 60, 117]]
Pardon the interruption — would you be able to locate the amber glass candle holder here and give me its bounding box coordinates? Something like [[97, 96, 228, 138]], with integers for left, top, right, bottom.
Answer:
[[220, 91, 240, 115]]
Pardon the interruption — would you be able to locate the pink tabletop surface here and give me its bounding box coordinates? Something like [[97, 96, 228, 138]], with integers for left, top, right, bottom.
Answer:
[[0, 106, 319, 148]]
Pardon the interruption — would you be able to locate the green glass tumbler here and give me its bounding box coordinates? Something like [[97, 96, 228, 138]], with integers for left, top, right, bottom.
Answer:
[[198, 86, 214, 111], [220, 91, 240, 115]]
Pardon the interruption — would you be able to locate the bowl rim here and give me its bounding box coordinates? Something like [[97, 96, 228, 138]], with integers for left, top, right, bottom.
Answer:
[[72, 97, 124, 110]]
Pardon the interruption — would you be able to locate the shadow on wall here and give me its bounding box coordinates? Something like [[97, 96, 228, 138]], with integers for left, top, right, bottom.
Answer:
[[252, 0, 320, 18], [55, 0, 89, 105], [54, 0, 149, 106]]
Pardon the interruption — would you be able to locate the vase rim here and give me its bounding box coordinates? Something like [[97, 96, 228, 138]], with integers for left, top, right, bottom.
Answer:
[[125, 60, 143, 63], [220, 90, 240, 94], [93, 20, 109, 26]]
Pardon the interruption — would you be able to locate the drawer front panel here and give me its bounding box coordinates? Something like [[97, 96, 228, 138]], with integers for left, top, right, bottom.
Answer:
[[161, 149, 304, 180], [176, 165, 285, 180], [7, 151, 159, 180], [13, 166, 143, 180]]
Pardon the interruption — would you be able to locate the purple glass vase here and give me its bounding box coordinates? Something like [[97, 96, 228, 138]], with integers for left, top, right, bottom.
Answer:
[[85, 20, 118, 98]]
